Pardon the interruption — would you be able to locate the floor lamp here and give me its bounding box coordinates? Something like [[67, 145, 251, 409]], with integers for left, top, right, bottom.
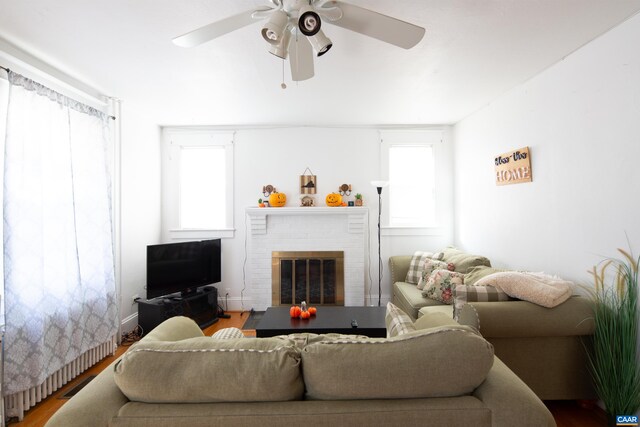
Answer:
[[371, 181, 388, 306]]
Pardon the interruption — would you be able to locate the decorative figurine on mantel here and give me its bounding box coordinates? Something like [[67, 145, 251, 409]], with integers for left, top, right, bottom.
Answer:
[[269, 192, 287, 207], [300, 195, 315, 207], [338, 184, 352, 196], [260, 184, 286, 207], [325, 193, 344, 207], [262, 184, 276, 197]]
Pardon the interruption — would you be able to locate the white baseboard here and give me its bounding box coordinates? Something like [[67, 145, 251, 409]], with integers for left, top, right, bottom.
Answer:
[[364, 294, 391, 307], [217, 296, 252, 312], [121, 312, 138, 332]]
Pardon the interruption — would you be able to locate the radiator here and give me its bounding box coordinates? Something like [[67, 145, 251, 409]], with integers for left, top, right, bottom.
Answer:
[[4, 335, 117, 422]]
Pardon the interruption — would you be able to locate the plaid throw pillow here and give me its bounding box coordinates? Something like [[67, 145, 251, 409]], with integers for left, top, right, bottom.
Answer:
[[405, 251, 444, 284], [211, 327, 245, 339], [453, 285, 512, 320], [385, 302, 416, 337]]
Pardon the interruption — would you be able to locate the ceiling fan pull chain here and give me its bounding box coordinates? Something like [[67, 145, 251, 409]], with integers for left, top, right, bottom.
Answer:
[[281, 58, 287, 89]]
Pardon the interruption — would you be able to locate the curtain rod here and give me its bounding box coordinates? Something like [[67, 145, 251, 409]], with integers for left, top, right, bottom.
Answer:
[[0, 64, 115, 120]]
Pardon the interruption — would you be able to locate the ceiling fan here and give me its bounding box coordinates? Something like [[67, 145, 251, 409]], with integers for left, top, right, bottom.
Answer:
[[173, 0, 426, 82]]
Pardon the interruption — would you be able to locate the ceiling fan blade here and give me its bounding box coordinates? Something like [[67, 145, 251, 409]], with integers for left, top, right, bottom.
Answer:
[[173, 7, 271, 47], [322, 1, 425, 49], [289, 33, 314, 81]]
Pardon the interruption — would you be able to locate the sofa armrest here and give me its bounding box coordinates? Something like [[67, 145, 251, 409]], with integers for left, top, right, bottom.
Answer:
[[389, 256, 412, 285], [474, 357, 555, 427], [45, 358, 129, 427], [141, 315, 205, 342], [46, 317, 204, 427], [458, 296, 594, 338]]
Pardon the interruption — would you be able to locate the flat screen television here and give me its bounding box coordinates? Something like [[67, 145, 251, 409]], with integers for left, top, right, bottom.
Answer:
[[146, 239, 221, 300]]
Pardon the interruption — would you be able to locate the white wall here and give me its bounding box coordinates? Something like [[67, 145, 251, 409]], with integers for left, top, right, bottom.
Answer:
[[453, 13, 640, 283], [119, 106, 162, 330], [161, 126, 454, 310]]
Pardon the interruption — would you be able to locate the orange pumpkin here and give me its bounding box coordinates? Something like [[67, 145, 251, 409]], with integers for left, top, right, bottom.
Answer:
[[269, 192, 287, 207], [325, 193, 343, 207], [290, 306, 301, 318], [300, 310, 311, 319], [308, 307, 317, 315]]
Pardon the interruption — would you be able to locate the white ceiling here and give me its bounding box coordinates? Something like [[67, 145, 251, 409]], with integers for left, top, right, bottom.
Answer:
[[0, 0, 639, 126]]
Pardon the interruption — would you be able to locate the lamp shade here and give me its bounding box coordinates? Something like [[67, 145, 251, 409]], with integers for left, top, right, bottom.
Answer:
[[308, 30, 332, 56], [298, 6, 321, 36], [371, 180, 389, 188], [268, 26, 292, 59], [262, 10, 289, 45]]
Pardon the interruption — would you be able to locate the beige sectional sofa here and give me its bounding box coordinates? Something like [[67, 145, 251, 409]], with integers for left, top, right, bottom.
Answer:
[[390, 249, 596, 400], [46, 315, 555, 427]]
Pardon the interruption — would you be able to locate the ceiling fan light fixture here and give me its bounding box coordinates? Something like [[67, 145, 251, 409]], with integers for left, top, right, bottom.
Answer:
[[261, 10, 289, 45], [268, 26, 292, 59], [308, 30, 332, 57], [298, 6, 321, 36]]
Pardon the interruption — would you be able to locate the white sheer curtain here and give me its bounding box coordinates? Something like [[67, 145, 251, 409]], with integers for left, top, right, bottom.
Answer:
[[2, 71, 117, 395]]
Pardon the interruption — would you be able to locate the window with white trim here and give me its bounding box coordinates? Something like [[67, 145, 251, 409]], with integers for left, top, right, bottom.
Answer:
[[380, 130, 443, 232], [163, 129, 234, 239]]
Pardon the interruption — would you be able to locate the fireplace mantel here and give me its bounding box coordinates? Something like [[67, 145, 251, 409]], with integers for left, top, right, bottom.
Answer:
[[246, 207, 368, 235]]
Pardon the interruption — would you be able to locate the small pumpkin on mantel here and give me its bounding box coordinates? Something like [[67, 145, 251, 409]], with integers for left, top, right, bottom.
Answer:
[[269, 192, 287, 207], [325, 193, 343, 207]]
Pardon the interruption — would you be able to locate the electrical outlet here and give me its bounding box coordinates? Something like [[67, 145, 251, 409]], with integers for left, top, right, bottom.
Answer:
[[132, 294, 140, 305], [224, 288, 231, 296]]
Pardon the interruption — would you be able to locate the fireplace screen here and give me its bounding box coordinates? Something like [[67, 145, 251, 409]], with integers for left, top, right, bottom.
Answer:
[[272, 251, 344, 306]]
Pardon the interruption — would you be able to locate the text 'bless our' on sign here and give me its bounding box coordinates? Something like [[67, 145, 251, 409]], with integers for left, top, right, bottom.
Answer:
[[495, 146, 532, 186]]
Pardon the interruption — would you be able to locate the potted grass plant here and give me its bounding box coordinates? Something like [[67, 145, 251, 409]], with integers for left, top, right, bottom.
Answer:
[[586, 248, 640, 425]]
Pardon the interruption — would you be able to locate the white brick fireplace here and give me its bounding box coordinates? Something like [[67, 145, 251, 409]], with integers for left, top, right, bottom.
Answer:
[[245, 207, 368, 310]]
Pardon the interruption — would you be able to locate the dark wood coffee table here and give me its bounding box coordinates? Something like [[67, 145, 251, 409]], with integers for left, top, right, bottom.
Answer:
[[255, 306, 387, 338]]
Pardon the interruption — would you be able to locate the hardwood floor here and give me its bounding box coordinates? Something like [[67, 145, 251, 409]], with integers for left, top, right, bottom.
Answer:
[[8, 311, 605, 426]]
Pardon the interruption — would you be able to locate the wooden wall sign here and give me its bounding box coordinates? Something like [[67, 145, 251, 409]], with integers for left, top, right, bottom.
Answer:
[[495, 146, 532, 186], [300, 167, 317, 194]]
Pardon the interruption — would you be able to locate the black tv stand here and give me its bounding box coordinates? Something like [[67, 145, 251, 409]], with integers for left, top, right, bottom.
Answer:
[[138, 286, 218, 335]]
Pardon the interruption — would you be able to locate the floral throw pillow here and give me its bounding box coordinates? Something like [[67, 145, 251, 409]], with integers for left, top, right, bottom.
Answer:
[[417, 260, 448, 290], [385, 302, 416, 337], [422, 270, 465, 304]]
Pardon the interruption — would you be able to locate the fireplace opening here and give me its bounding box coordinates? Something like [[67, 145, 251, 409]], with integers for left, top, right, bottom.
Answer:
[[272, 251, 344, 306]]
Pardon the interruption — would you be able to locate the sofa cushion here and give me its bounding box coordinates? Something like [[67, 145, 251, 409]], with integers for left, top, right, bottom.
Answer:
[[301, 326, 494, 400], [113, 337, 304, 403], [405, 251, 444, 284], [418, 305, 456, 319], [422, 270, 465, 304], [385, 302, 416, 337], [417, 259, 448, 290], [458, 296, 595, 338], [453, 284, 512, 320], [441, 247, 491, 274], [393, 281, 445, 320], [464, 265, 506, 285], [414, 310, 459, 328], [274, 333, 369, 349]]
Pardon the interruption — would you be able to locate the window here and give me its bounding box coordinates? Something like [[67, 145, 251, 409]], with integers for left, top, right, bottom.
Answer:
[[389, 145, 435, 226], [380, 130, 444, 234], [164, 129, 234, 239], [179, 146, 226, 229]]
